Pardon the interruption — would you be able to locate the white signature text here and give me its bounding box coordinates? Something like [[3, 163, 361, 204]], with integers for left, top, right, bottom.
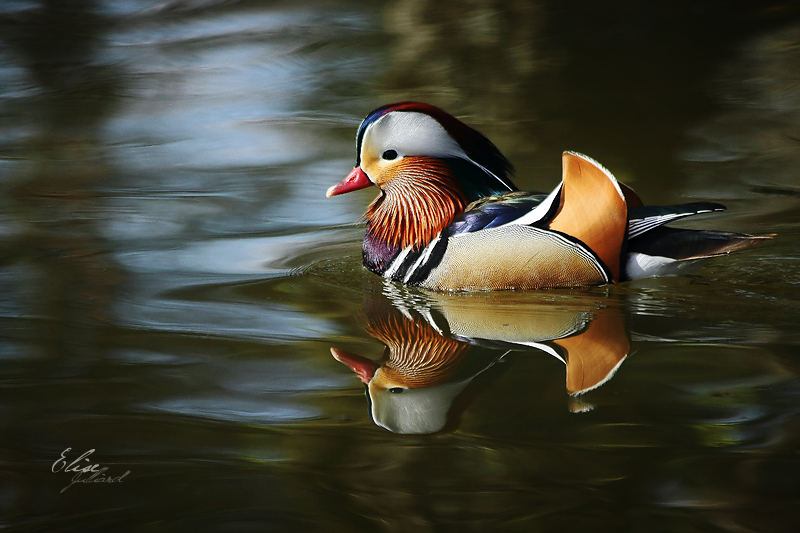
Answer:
[[52, 448, 130, 493]]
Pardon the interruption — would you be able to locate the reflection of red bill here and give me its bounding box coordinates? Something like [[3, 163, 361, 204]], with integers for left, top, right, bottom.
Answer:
[[330, 347, 378, 384]]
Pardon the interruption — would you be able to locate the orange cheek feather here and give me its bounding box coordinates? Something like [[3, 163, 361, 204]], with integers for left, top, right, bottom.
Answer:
[[364, 157, 467, 250]]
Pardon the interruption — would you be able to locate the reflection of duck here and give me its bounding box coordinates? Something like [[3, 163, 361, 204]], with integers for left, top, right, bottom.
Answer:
[[332, 285, 630, 434], [327, 102, 770, 290]]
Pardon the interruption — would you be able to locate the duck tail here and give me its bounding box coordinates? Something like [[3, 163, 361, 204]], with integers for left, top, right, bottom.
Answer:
[[623, 227, 773, 280]]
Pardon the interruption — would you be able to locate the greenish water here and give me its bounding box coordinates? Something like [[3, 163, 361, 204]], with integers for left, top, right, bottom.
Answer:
[[1, 0, 800, 531]]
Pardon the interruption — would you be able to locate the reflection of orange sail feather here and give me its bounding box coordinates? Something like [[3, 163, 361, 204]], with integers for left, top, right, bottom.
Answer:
[[554, 309, 630, 396]]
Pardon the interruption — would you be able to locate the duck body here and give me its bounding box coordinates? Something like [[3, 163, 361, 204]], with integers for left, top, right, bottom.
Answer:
[[328, 102, 768, 291]]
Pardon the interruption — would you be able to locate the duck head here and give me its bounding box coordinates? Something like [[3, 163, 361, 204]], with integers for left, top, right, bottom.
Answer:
[[327, 102, 517, 253]]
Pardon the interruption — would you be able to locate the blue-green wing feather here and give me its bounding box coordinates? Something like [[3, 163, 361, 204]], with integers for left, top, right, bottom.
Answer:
[[444, 192, 548, 237]]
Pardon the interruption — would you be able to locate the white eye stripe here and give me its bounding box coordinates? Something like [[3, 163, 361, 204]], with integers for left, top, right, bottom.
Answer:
[[362, 112, 469, 162], [361, 111, 513, 191]]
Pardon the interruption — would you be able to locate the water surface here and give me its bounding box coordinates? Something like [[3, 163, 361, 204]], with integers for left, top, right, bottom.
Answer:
[[1, 1, 800, 531]]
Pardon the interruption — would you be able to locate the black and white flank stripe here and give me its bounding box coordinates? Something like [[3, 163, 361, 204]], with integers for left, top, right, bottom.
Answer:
[[382, 233, 449, 285]]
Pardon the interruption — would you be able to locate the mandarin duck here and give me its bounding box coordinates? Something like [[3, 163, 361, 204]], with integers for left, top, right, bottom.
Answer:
[[328, 102, 770, 291], [331, 286, 631, 433]]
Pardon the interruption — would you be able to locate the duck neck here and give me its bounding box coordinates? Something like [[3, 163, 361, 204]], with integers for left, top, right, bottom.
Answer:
[[362, 158, 467, 274]]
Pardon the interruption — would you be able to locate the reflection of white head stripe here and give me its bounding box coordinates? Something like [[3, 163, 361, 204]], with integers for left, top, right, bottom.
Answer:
[[370, 379, 470, 434], [369, 351, 508, 435]]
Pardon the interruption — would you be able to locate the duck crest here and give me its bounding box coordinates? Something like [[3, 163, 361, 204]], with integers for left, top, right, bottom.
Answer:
[[364, 157, 467, 251]]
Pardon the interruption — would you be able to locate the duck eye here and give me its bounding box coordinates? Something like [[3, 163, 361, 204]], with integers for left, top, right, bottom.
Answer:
[[388, 387, 404, 394], [382, 149, 398, 161]]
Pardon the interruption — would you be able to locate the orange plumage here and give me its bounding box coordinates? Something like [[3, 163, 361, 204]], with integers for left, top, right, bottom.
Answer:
[[364, 157, 466, 250]]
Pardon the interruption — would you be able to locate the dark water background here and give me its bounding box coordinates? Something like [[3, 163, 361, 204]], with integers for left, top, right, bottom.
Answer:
[[2, 0, 800, 531]]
